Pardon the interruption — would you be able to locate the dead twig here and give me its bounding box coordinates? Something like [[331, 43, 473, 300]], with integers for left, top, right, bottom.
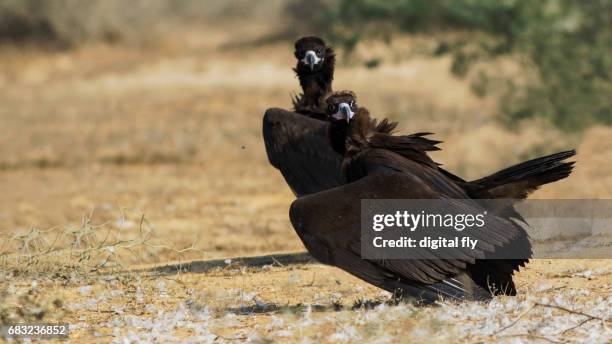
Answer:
[[499, 334, 562, 343], [560, 317, 599, 335], [535, 302, 609, 337], [494, 305, 535, 335], [210, 332, 247, 341], [270, 255, 285, 267], [534, 302, 607, 322], [495, 302, 608, 341]]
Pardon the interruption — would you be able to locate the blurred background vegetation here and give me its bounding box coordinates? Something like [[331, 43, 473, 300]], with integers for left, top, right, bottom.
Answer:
[[0, 0, 284, 46], [0, 0, 610, 131], [286, 0, 612, 131]]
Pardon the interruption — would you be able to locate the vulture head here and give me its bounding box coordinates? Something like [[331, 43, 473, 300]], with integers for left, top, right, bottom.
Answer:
[[294, 36, 329, 72], [324, 90, 396, 155], [325, 90, 358, 123]]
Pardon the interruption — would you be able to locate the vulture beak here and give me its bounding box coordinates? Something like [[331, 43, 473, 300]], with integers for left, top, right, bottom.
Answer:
[[302, 50, 321, 70], [333, 103, 355, 123]]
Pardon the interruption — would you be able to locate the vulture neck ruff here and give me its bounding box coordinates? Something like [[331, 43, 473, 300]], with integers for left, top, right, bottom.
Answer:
[[342, 109, 442, 181]]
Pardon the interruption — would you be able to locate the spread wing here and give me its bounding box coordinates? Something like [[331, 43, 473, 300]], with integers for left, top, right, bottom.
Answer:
[[263, 108, 343, 196], [289, 169, 530, 301]]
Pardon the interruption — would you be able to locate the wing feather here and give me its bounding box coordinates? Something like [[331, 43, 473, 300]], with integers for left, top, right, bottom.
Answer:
[[289, 173, 529, 289], [263, 108, 343, 196]]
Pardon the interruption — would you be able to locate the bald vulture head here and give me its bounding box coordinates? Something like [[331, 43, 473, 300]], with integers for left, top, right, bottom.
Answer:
[[325, 90, 358, 123], [294, 36, 329, 72]]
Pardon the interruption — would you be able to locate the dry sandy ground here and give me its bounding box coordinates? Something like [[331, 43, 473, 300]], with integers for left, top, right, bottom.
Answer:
[[0, 21, 610, 343], [1, 260, 610, 343]]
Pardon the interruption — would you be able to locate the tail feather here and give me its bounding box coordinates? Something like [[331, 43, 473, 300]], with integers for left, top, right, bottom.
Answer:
[[471, 149, 576, 199]]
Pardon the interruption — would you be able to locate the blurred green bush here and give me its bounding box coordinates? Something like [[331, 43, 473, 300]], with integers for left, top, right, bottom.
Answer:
[[287, 0, 612, 131]]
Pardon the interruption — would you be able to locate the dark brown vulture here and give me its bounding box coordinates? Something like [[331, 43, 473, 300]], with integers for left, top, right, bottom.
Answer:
[[292, 36, 335, 119], [289, 91, 576, 303], [262, 36, 340, 197]]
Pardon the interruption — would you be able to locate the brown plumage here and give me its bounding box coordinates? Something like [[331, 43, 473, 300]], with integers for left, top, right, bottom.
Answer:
[[263, 108, 344, 196], [325, 91, 398, 158], [289, 92, 576, 303], [263, 91, 396, 197], [324, 91, 575, 199], [291, 36, 336, 119]]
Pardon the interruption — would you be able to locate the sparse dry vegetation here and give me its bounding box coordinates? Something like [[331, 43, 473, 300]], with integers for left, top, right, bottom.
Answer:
[[0, 1, 610, 343]]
